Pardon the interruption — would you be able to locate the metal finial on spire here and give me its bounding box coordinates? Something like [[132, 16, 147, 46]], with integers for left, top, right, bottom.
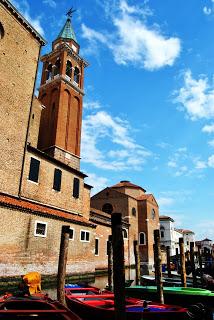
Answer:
[[66, 7, 76, 18]]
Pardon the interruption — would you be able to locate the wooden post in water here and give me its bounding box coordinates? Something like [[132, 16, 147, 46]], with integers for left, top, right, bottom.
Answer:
[[154, 229, 164, 304], [57, 225, 71, 305], [190, 242, 197, 287], [111, 212, 126, 320], [179, 237, 187, 288], [107, 235, 113, 291], [166, 246, 172, 278], [133, 240, 141, 285], [198, 247, 203, 283], [176, 247, 179, 273]]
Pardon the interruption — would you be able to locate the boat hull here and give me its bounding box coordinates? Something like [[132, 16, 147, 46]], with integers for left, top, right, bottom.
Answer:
[[126, 286, 214, 308]]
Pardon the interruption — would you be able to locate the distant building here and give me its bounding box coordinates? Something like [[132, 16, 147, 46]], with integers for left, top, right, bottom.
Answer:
[[176, 229, 195, 252], [91, 180, 160, 274], [160, 216, 195, 255], [195, 238, 213, 254]]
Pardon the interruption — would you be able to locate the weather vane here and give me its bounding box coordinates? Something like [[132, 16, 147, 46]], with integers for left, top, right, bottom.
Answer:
[[66, 7, 76, 18]]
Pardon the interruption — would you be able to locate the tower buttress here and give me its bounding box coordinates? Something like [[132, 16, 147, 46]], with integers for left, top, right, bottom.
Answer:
[[38, 15, 88, 170]]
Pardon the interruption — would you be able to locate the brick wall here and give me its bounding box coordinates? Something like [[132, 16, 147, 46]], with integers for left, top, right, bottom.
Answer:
[[0, 4, 41, 196], [21, 149, 90, 217], [0, 205, 95, 276]]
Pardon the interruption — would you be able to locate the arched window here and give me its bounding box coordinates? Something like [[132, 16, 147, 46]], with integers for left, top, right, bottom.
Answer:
[[151, 208, 155, 220], [46, 63, 52, 80], [122, 228, 128, 239], [139, 232, 146, 245], [53, 58, 61, 76], [0, 23, 4, 39], [132, 207, 136, 216], [102, 203, 113, 214], [74, 67, 80, 83], [66, 61, 72, 78]]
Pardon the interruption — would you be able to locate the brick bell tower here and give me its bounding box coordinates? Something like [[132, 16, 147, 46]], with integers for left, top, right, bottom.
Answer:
[[38, 10, 88, 170]]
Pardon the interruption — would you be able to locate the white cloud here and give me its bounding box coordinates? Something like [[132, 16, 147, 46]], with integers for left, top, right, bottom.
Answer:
[[203, 6, 212, 15], [208, 154, 214, 167], [84, 101, 102, 110], [167, 160, 177, 168], [174, 70, 214, 120], [202, 123, 214, 133], [157, 197, 174, 207], [194, 160, 207, 169], [43, 0, 56, 8], [175, 165, 188, 177], [208, 139, 214, 147], [82, 0, 181, 70], [84, 173, 109, 195], [10, 0, 44, 36], [81, 109, 151, 171]]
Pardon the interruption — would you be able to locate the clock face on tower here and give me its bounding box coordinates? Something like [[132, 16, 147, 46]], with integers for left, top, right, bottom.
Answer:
[[151, 208, 155, 220]]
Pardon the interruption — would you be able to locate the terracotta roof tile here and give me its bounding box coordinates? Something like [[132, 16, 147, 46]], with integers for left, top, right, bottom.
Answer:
[[176, 228, 194, 234], [0, 193, 95, 228], [159, 215, 174, 222], [111, 181, 146, 192]]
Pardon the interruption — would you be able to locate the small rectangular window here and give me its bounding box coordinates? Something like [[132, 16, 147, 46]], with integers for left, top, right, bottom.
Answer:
[[161, 231, 164, 238], [34, 221, 47, 237], [73, 177, 80, 198], [80, 230, 90, 242], [95, 238, 99, 256], [29, 157, 40, 183], [69, 228, 74, 240], [53, 168, 62, 191]]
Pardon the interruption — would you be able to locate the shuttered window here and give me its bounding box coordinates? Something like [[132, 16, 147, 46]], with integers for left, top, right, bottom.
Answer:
[[73, 177, 80, 198], [29, 157, 40, 183], [95, 238, 99, 255], [53, 168, 62, 191]]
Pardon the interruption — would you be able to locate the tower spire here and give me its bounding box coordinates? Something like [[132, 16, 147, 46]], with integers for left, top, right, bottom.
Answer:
[[56, 8, 77, 43]]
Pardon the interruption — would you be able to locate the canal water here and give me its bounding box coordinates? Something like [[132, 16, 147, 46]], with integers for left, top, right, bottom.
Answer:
[[44, 268, 136, 299]]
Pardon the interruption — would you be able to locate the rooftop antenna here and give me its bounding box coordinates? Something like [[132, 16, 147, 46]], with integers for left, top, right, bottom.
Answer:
[[66, 7, 76, 18]]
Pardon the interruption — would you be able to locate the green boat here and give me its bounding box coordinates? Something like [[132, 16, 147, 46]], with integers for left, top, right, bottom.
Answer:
[[125, 286, 214, 309]]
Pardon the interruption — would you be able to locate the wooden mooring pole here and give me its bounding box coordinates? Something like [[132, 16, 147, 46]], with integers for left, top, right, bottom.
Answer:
[[166, 246, 172, 278], [190, 242, 197, 287], [176, 247, 179, 272], [179, 237, 187, 288], [111, 212, 127, 320], [198, 247, 203, 283], [57, 225, 71, 305], [107, 235, 113, 291], [133, 240, 141, 285], [154, 229, 164, 304]]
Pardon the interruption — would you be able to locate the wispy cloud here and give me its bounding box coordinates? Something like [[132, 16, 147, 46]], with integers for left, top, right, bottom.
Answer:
[[203, 0, 214, 15], [208, 139, 214, 147], [10, 0, 44, 36], [81, 0, 181, 70], [81, 108, 151, 171], [85, 173, 109, 195], [84, 101, 102, 110], [174, 70, 214, 120], [43, 0, 56, 8], [202, 123, 214, 133], [208, 154, 214, 167], [157, 197, 175, 207]]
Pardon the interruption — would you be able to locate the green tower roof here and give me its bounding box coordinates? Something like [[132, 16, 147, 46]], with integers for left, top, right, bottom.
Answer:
[[57, 18, 77, 42]]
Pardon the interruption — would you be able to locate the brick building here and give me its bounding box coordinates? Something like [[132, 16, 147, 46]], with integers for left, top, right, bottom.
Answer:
[[0, 0, 96, 277], [91, 180, 160, 274]]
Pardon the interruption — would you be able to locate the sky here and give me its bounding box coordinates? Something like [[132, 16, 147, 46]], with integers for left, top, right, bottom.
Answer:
[[11, 0, 214, 240]]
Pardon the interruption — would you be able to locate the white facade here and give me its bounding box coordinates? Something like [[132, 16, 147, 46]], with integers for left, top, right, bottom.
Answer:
[[160, 216, 195, 256]]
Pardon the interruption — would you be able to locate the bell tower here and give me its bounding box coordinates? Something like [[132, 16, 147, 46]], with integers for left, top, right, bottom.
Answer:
[[38, 10, 88, 170]]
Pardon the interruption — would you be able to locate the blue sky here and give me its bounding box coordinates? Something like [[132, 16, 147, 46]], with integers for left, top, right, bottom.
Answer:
[[12, 0, 214, 240]]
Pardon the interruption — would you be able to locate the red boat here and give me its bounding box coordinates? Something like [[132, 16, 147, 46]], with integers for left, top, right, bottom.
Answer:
[[0, 293, 82, 320], [64, 285, 191, 320]]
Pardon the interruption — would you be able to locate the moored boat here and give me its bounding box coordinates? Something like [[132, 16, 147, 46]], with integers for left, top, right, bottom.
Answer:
[[0, 293, 82, 320], [126, 285, 214, 309], [64, 284, 194, 320]]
